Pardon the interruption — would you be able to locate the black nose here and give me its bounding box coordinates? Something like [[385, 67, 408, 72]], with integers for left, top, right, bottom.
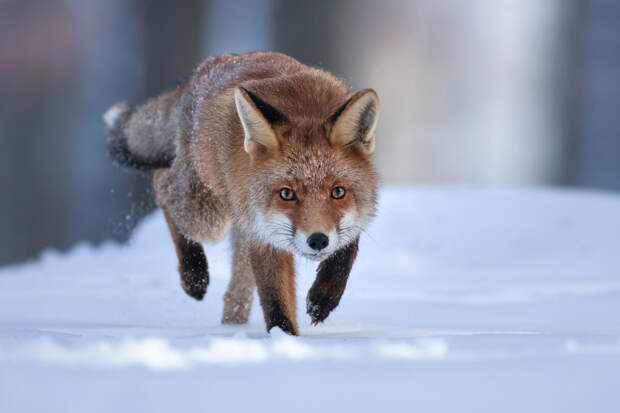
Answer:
[[307, 233, 329, 251]]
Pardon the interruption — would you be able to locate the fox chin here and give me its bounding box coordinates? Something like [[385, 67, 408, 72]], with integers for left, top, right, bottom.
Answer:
[[104, 52, 379, 336]]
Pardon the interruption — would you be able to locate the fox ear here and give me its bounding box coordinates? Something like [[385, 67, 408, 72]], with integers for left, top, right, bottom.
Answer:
[[234, 87, 285, 156], [329, 89, 379, 155]]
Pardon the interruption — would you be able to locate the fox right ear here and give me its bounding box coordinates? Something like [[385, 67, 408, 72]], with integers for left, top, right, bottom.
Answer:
[[329, 89, 379, 155], [234, 87, 282, 156]]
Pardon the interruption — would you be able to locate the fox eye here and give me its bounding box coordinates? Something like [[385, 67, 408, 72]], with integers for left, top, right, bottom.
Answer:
[[331, 186, 346, 200], [279, 187, 297, 201]]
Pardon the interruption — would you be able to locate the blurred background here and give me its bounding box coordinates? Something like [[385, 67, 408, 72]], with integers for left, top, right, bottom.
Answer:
[[0, 0, 618, 265]]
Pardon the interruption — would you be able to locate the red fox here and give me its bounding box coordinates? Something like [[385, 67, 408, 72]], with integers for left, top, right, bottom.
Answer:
[[104, 52, 379, 335]]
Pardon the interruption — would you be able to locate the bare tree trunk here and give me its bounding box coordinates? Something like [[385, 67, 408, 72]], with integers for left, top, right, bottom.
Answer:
[[554, 0, 589, 185], [572, 0, 620, 190], [270, 0, 343, 74]]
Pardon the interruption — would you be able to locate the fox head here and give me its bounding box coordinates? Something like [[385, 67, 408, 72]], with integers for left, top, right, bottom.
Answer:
[[234, 85, 379, 261]]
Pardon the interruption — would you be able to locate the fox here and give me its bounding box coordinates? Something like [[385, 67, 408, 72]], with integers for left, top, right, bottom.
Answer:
[[103, 52, 379, 335]]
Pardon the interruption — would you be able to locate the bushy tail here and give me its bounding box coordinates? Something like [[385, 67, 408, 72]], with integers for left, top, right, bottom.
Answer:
[[103, 86, 185, 170]]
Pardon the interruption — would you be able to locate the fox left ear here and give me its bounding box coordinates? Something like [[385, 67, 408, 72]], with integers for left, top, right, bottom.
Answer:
[[328, 89, 379, 155]]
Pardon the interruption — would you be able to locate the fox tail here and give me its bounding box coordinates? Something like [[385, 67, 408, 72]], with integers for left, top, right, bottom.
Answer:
[[103, 86, 185, 170]]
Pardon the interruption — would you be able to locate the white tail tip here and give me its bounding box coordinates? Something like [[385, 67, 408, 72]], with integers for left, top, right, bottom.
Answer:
[[103, 102, 129, 128]]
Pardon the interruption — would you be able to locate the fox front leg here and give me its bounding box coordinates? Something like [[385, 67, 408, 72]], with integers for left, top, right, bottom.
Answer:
[[250, 243, 298, 335], [306, 238, 359, 325]]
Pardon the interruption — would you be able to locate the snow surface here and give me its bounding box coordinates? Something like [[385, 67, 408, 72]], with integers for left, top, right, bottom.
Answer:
[[1, 187, 620, 412]]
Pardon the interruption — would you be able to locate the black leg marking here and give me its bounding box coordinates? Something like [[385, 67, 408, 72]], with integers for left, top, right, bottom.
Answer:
[[306, 238, 359, 325], [178, 236, 209, 300], [266, 300, 297, 335]]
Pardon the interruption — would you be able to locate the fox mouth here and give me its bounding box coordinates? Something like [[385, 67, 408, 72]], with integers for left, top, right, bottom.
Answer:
[[300, 251, 328, 261]]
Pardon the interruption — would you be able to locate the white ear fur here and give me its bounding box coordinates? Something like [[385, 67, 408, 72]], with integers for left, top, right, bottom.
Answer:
[[234, 87, 279, 156], [329, 89, 379, 154]]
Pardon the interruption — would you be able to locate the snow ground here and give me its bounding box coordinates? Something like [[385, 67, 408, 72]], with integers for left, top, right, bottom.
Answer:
[[1, 187, 619, 412]]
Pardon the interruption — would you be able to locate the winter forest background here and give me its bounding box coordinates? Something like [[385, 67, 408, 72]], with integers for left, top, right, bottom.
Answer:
[[1, 0, 619, 265]]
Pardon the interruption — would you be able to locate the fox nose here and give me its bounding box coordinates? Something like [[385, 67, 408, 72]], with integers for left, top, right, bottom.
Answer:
[[307, 233, 329, 251]]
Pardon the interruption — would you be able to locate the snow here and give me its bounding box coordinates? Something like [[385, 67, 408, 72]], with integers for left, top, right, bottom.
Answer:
[[1, 187, 619, 412]]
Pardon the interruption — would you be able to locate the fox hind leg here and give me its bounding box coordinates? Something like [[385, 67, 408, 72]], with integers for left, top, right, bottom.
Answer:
[[154, 164, 231, 301], [222, 228, 256, 324], [162, 207, 209, 300]]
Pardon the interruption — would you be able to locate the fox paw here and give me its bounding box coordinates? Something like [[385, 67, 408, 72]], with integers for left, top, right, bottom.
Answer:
[[181, 270, 208, 300], [267, 319, 298, 336], [306, 289, 338, 325], [265, 304, 298, 336]]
